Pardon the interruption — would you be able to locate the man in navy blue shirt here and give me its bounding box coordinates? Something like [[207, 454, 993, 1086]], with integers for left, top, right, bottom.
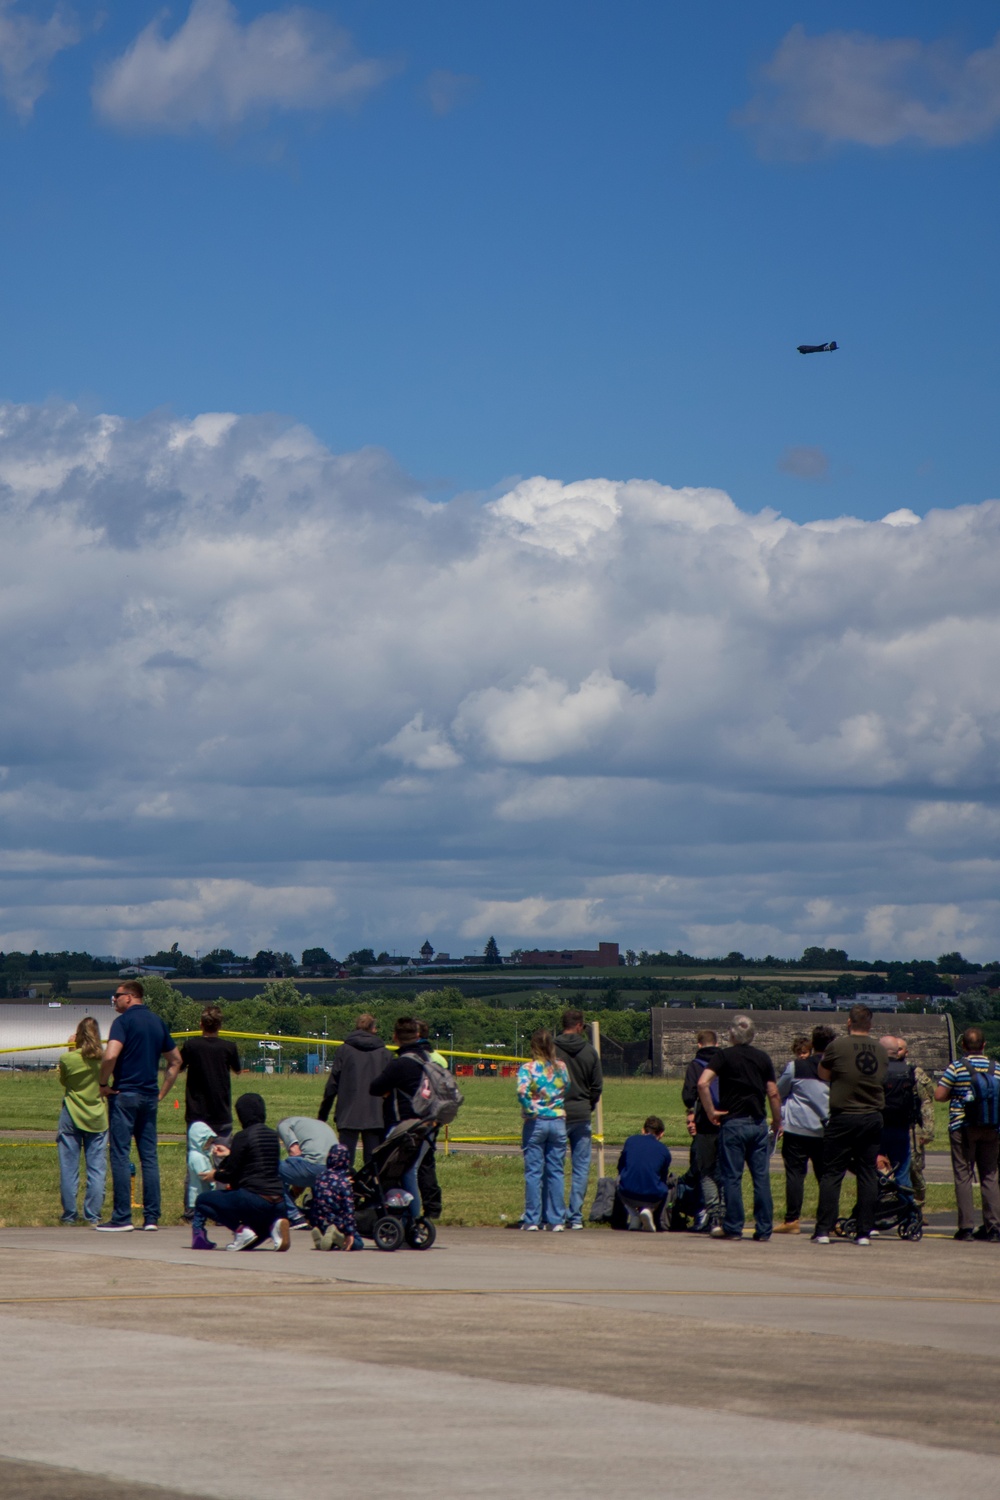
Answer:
[[616, 1116, 672, 1231], [97, 980, 182, 1231]]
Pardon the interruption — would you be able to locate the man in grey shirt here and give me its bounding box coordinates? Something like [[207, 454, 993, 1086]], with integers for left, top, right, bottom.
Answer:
[[276, 1115, 338, 1230]]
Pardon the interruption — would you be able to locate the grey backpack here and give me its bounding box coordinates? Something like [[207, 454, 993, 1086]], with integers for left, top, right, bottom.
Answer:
[[409, 1056, 464, 1125]]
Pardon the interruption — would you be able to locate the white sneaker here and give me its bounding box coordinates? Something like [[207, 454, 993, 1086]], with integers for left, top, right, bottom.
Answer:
[[626, 1211, 641, 1231], [270, 1218, 291, 1252], [225, 1226, 259, 1252], [522, 1223, 540, 1231], [638, 1207, 657, 1233], [812, 1234, 831, 1245], [855, 1236, 871, 1247], [568, 1221, 584, 1230], [549, 1223, 565, 1233]]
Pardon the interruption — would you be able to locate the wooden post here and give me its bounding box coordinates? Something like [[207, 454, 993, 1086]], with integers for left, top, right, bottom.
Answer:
[[591, 1019, 606, 1179]]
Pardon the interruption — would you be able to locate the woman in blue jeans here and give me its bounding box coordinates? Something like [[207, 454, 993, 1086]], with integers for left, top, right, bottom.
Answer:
[[516, 1030, 570, 1231], [57, 1017, 108, 1225]]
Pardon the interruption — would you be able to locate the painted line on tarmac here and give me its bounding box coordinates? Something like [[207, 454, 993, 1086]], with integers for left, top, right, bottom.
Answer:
[[1, 1285, 998, 1307]]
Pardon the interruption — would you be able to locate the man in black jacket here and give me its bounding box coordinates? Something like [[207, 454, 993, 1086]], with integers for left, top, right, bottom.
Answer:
[[682, 1030, 723, 1232], [318, 1014, 388, 1165], [370, 1017, 434, 1219], [555, 1010, 603, 1229], [191, 1093, 289, 1252]]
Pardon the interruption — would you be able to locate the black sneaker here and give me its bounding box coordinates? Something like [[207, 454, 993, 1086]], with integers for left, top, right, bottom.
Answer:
[[973, 1225, 991, 1240], [752, 1231, 771, 1242], [954, 1228, 975, 1241], [95, 1221, 134, 1232]]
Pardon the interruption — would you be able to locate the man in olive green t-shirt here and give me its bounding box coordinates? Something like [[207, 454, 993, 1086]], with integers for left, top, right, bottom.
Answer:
[[812, 1005, 888, 1246]]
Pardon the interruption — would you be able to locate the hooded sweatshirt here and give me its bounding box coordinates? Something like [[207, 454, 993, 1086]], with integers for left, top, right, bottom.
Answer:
[[319, 1028, 390, 1130], [186, 1120, 219, 1209], [776, 1055, 830, 1138], [554, 1031, 603, 1126], [370, 1040, 433, 1130], [214, 1093, 283, 1199]]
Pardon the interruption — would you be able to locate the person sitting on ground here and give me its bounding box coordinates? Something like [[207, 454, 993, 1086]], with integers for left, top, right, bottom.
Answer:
[[935, 1027, 1000, 1242], [275, 1114, 338, 1230], [191, 1093, 290, 1252], [615, 1117, 672, 1231], [306, 1143, 363, 1251], [775, 1025, 834, 1235], [318, 1013, 389, 1167], [57, 1016, 108, 1226], [698, 1016, 781, 1242], [682, 1029, 722, 1233]]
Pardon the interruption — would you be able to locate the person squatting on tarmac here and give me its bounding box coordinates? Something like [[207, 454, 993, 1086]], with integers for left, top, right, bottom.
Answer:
[[774, 1026, 834, 1234], [697, 1016, 781, 1242], [275, 1114, 338, 1231], [306, 1143, 364, 1251], [191, 1092, 290, 1252], [615, 1116, 672, 1230]]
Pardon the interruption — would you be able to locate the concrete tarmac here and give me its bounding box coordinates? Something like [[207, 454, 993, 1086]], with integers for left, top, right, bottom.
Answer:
[[1, 1225, 998, 1499]]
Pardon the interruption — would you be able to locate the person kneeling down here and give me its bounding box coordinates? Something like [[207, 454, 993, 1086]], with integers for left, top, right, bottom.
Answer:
[[614, 1117, 672, 1231], [306, 1143, 364, 1251], [191, 1093, 290, 1252]]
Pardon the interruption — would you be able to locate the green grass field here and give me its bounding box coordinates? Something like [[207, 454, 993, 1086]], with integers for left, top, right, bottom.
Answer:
[[0, 1070, 963, 1229]]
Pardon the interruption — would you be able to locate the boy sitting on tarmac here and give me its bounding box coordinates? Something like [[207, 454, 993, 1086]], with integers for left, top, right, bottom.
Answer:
[[615, 1116, 673, 1231], [306, 1143, 364, 1251]]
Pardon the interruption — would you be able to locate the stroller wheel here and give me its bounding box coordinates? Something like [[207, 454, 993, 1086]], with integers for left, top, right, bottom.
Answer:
[[898, 1217, 923, 1241], [833, 1217, 855, 1239], [373, 1216, 405, 1252], [406, 1217, 437, 1251]]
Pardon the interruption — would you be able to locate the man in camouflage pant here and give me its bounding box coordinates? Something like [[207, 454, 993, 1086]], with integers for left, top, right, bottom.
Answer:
[[896, 1035, 935, 1216]]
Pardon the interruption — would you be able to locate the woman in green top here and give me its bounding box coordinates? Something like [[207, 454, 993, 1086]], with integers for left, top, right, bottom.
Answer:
[[57, 1017, 108, 1225]]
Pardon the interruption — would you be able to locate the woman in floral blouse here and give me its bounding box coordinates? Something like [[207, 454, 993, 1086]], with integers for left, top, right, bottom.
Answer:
[[516, 1029, 570, 1230]]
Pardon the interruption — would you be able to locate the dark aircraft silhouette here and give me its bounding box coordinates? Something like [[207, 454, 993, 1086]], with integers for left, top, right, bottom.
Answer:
[[797, 341, 838, 354]]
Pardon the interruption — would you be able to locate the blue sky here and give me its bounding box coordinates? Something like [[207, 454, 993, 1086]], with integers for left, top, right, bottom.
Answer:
[[2, 1, 998, 521], [1, 2, 999, 961]]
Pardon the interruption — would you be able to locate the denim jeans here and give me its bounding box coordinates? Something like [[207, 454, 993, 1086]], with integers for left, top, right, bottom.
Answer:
[[194, 1187, 283, 1241], [717, 1116, 773, 1238], [522, 1116, 567, 1228], [565, 1120, 592, 1225], [56, 1105, 107, 1223], [279, 1155, 325, 1217], [879, 1125, 912, 1189], [401, 1137, 432, 1222], [108, 1091, 160, 1226]]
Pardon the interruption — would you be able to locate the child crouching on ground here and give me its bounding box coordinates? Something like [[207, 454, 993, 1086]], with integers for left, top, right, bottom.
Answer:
[[187, 1121, 221, 1220], [307, 1143, 363, 1250]]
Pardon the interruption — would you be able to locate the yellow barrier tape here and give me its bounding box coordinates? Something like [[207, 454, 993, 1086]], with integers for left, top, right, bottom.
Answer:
[[0, 1140, 182, 1148], [0, 1029, 528, 1064]]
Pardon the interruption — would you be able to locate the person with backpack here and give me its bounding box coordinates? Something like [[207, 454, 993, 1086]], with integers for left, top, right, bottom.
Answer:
[[774, 1025, 835, 1234], [555, 1009, 603, 1230], [878, 1036, 920, 1190], [935, 1027, 1000, 1242], [369, 1017, 461, 1222], [681, 1029, 722, 1232]]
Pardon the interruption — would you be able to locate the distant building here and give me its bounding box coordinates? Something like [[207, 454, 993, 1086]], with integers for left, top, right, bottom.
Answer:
[[118, 964, 175, 977], [796, 992, 835, 1010], [519, 943, 620, 969], [844, 993, 900, 1012]]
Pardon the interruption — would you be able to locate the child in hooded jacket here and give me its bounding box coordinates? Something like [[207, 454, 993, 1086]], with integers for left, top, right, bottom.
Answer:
[[187, 1121, 221, 1215], [306, 1143, 363, 1250]]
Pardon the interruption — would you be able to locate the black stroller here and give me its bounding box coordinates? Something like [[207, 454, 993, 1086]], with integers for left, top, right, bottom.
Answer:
[[834, 1166, 923, 1241], [352, 1118, 438, 1252]]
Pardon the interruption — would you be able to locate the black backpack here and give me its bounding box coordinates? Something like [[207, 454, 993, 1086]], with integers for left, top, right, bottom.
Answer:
[[882, 1060, 920, 1129]]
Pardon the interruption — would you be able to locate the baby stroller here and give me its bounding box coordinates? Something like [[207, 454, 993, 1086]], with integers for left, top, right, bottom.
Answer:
[[352, 1118, 438, 1252], [834, 1166, 923, 1242]]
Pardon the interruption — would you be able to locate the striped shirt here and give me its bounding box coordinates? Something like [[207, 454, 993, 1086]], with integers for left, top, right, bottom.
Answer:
[[939, 1055, 995, 1133]]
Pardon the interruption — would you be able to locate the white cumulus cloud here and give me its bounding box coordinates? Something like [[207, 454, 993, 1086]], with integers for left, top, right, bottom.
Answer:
[[0, 0, 79, 120], [94, 0, 394, 134], [740, 25, 1000, 153], [1, 399, 1000, 958]]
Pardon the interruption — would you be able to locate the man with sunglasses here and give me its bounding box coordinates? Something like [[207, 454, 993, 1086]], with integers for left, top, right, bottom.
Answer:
[[96, 980, 182, 1231]]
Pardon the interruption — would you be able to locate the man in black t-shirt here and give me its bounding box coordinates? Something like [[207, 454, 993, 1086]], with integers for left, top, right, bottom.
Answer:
[[697, 1016, 781, 1241], [180, 1005, 241, 1134]]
